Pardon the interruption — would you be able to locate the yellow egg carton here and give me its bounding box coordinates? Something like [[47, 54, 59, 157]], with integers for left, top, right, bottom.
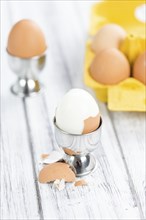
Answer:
[[84, 0, 146, 112]]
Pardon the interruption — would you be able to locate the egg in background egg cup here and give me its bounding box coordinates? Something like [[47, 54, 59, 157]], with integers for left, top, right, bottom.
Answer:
[[54, 117, 102, 177], [7, 51, 46, 97]]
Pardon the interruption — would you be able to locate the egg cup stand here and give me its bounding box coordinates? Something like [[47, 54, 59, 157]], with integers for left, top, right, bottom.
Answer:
[[54, 117, 102, 177], [7, 52, 46, 97], [64, 153, 97, 177]]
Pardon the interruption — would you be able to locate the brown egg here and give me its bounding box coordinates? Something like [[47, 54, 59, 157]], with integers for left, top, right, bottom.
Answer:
[[91, 24, 126, 54], [90, 48, 130, 85], [82, 114, 100, 134], [7, 19, 47, 58], [38, 162, 76, 183], [133, 52, 146, 85]]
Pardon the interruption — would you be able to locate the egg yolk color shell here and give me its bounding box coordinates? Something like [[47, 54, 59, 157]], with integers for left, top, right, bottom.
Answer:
[[38, 162, 76, 183], [91, 24, 126, 54], [133, 52, 146, 85], [7, 19, 47, 58], [82, 114, 100, 134], [90, 48, 130, 85]]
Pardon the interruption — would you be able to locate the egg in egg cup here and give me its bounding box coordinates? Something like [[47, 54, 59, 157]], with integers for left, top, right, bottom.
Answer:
[[7, 19, 47, 97], [54, 116, 102, 177], [54, 89, 102, 176]]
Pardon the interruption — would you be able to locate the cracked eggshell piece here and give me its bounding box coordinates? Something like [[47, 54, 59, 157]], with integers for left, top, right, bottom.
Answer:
[[56, 88, 100, 135], [38, 162, 76, 183], [75, 179, 88, 187], [41, 154, 49, 160], [63, 148, 80, 156], [53, 179, 65, 191], [83, 114, 100, 134], [39, 151, 64, 164]]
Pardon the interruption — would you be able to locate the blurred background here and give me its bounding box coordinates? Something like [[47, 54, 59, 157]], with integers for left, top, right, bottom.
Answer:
[[1, 0, 97, 114]]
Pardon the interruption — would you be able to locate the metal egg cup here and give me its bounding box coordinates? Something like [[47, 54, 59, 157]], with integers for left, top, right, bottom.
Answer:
[[7, 49, 102, 177], [7, 51, 46, 97], [54, 117, 102, 177]]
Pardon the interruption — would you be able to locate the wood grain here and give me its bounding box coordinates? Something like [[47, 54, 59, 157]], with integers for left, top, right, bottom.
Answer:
[[110, 111, 145, 216], [1, 2, 40, 219], [1, 1, 145, 219]]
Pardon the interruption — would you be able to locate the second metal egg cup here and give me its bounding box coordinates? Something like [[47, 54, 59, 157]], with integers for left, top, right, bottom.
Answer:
[[7, 51, 46, 97], [54, 117, 102, 177]]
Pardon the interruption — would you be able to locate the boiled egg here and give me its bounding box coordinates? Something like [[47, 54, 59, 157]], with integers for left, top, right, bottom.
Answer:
[[133, 52, 146, 85], [7, 19, 47, 58], [90, 48, 130, 85], [91, 24, 126, 54], [55, 88, 100, 135]]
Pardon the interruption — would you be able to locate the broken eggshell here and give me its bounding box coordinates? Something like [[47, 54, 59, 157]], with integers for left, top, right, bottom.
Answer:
[[53, 179, 66, 191], [41, 154, 50, 160], [63, 148, 80, 156], [39, 150, 64, 164], [75, 179, 88, 187], [38, 162, 76, 183]]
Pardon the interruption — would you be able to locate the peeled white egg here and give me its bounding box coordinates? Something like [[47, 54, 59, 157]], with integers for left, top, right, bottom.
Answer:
[[55, 88, 100, 135]]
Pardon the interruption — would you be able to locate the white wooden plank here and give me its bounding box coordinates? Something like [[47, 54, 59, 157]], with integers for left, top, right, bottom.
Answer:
[[42, 2, 142, 219], [74, 1, 145, 218], [4, 1, 70, 219], [24, 90, 140, 219], [110, 111, 145, 217], [74, 1, 145, 217], [1, 2, 41, 219], [23, 96, 60, 220]]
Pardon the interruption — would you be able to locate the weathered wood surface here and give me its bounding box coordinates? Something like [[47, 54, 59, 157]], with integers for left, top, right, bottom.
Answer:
[[1, 1, 145, 219]]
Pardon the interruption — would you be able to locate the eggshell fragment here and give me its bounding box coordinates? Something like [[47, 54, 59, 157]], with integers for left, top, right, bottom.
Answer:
[[90, 48, 130, 85], [39, 151, 64, 165], [7, 19, 47, 58], [75, 179, 87, 187], [91, 24, 126, 54], [63, 148, 80, 156], [133, 52, 146, 85], [53, 179, 65, 191], [41, 154, 49, 160], [82, 114, 100, 134], [38, 162, 76, 183]]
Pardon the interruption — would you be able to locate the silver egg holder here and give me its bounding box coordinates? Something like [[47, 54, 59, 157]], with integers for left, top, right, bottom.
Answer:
[[7, 51, 102, 176], [7, 51, 46, 97], [54, 117, 102, 177]]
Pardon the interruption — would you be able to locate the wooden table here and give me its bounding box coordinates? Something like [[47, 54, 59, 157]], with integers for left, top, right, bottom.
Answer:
[[1, 1, 145, 219]]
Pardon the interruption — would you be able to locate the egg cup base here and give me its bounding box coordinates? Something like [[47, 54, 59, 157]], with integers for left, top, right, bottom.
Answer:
[[54, 117, 102, 176], [11, 78, 44, 97], [65, 153, 97, 177]]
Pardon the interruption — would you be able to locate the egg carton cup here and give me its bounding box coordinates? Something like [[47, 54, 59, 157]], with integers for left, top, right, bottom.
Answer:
[[89, 0, 145, 37], [54, 117, 102, 177], [84, 41, 146, 112], [84, 0, 146, 112]]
